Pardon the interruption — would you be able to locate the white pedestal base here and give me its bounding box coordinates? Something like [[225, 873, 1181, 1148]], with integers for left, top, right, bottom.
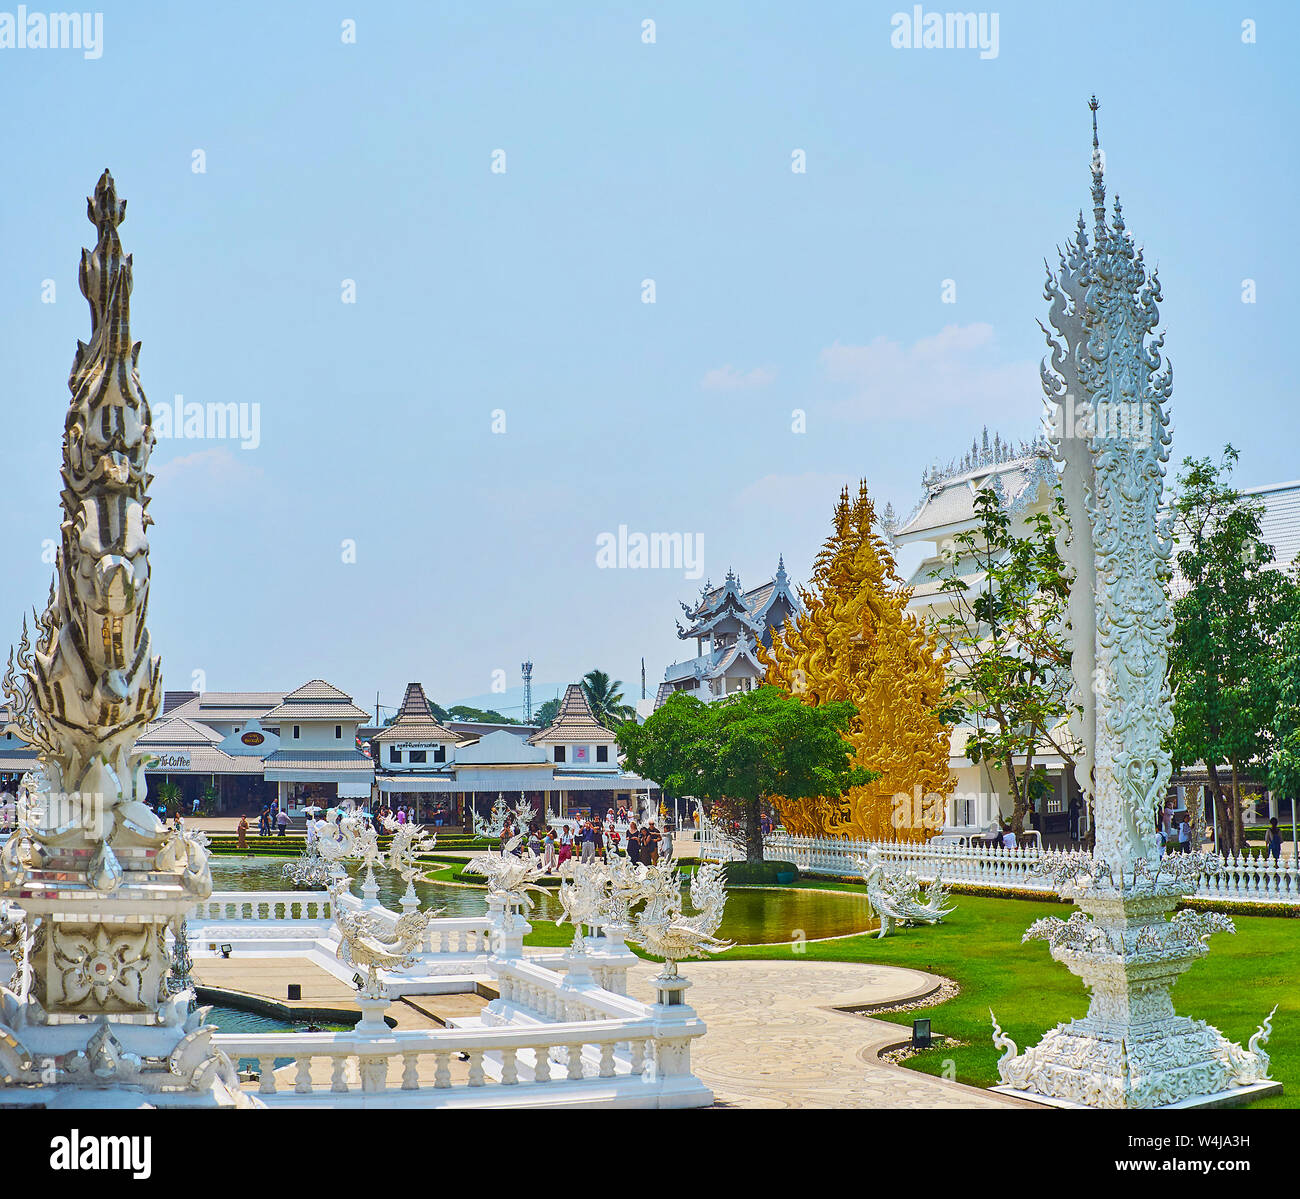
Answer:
[[992, 1080, 1283, 1109]]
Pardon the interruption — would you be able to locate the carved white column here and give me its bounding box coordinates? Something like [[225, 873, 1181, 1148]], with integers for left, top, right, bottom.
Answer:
[[0, 172, 250, 1108], [992, 101, 1278, 1108]]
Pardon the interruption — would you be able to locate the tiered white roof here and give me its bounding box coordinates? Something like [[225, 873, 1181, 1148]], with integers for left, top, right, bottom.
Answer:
[[656, 558, 801, 709]]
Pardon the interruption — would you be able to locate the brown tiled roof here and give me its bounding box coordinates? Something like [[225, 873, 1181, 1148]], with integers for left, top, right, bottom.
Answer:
[[166, 692, 286, 723], [137, 716, 223, 747], [171, 749, 265, 775], [372, 682, 463, 744], [282, 679, 352, 702], [529, 684, 618, 745], [262, 679, 369, 722]]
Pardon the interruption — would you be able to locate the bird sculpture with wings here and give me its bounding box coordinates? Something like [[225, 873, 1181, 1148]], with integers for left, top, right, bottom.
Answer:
[[854, 847, 954, 939], [332, 894, 441, 999], [627, 861, 733, 980]]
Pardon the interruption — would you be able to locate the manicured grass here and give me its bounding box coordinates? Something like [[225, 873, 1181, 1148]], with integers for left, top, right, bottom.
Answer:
[[719, 889, 1297, 1109], [431, 860, 1298, 1107]]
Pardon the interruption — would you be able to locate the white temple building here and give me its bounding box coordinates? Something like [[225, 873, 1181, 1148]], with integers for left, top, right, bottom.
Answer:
[[654, 559, 801, 709], [895, 431, 1300, 840]]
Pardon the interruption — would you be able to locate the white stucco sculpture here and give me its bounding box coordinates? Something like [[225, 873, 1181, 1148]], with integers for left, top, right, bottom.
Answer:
[[991, 101, 1277, 1108], [471, 794, 509, 840], [854, 848, 954, 939], [0, 172, 248, 1106], [555, 856, 608, 953], [332, 889, 440, 1001], [626, 862, 732, 982], [464, 833, 549, 948], [381, 815, 436, 910]]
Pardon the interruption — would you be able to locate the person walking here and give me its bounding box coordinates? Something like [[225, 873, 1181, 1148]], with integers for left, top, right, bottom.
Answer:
[[276, 807, 288, 837], [236, 815, 248, 850], [1267, 817, 1283, 862], [626, 824, 641, 866], [543, 827, 558, 872], [1178, 817, 1192, 854], [659, 824, 673, 862]]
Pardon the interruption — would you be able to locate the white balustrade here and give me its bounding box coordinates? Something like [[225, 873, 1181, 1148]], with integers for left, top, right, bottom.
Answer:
[[199, 891, 334, 922], [214, 1000, 701, 1104], [699, 831, 1300, 906], [189, 878, 710, 1107]]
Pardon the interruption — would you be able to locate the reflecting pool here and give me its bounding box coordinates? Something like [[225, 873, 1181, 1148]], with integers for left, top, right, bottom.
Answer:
[[207, 857, 876, 945], [201, 1003, 347, 1071]]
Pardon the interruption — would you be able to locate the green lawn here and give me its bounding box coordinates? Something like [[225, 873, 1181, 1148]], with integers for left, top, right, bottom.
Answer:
[[433, 862, 1298, 1108], [727, 891, 1297, 1108]]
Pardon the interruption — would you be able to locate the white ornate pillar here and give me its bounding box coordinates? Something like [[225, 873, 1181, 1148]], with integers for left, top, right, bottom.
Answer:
[[992, 101, 1278, 1108], [0, 172, 250, 1107]]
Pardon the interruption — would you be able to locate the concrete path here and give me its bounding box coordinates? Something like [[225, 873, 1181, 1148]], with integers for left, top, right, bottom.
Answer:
[[621, 958, 1027, 1109], [194, 951, 1025, 1108]]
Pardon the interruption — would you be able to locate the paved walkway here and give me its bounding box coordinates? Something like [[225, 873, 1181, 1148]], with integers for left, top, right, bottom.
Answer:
[[193, 952, 1025, 1107], [621, 958, 1027, 1109]]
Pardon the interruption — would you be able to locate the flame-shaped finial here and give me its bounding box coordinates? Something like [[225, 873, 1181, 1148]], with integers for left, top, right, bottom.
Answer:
[[1089, 96, 1107, 244], [87, 169, 126, 230]]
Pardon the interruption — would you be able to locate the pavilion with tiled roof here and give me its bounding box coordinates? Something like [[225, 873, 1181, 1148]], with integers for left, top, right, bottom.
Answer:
[[373, 682, 464, 747], [655, 558, 801, 709], [528, 684, 619, 748], [372, 682, 657, 826]]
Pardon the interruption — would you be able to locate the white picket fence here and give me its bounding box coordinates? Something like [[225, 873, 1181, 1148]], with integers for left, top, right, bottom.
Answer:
[[700, 831, 1300, 906]]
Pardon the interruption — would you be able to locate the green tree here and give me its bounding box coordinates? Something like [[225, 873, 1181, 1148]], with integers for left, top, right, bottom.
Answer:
[[532, 697, 560, 728], [1268, 579, 1300, 819], [581, 669, 636, 729], [445, 704, 519, 725], [928, 487, 1075, 834], [1170, 447, 1292, 852], [617, 686, 873, 863]]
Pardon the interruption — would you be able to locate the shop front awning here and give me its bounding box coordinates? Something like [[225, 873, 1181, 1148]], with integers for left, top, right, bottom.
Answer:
[[551, 774, 657, 792], [375, 771, 657, 794], [263, 749, 374, 787]]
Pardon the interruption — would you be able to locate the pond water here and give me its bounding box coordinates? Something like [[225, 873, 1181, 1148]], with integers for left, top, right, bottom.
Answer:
[[207, 857, 876, 945], [200, 1003, 347, 1071]]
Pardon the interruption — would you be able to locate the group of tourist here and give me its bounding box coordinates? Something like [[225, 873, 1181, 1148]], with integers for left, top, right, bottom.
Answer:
[[252, 805, 289, 838], [502, 816, 673, 872]]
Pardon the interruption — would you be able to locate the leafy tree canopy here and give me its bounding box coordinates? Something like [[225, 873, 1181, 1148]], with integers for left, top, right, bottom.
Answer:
[[617, 685, 874, 862]]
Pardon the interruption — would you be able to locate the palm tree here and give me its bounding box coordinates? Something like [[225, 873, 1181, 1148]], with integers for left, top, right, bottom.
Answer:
[[582, 669, 636, 729]]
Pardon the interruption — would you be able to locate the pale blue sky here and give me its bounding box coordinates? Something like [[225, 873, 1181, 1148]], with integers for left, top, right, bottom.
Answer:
[[2, 1, 1295, 719]]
